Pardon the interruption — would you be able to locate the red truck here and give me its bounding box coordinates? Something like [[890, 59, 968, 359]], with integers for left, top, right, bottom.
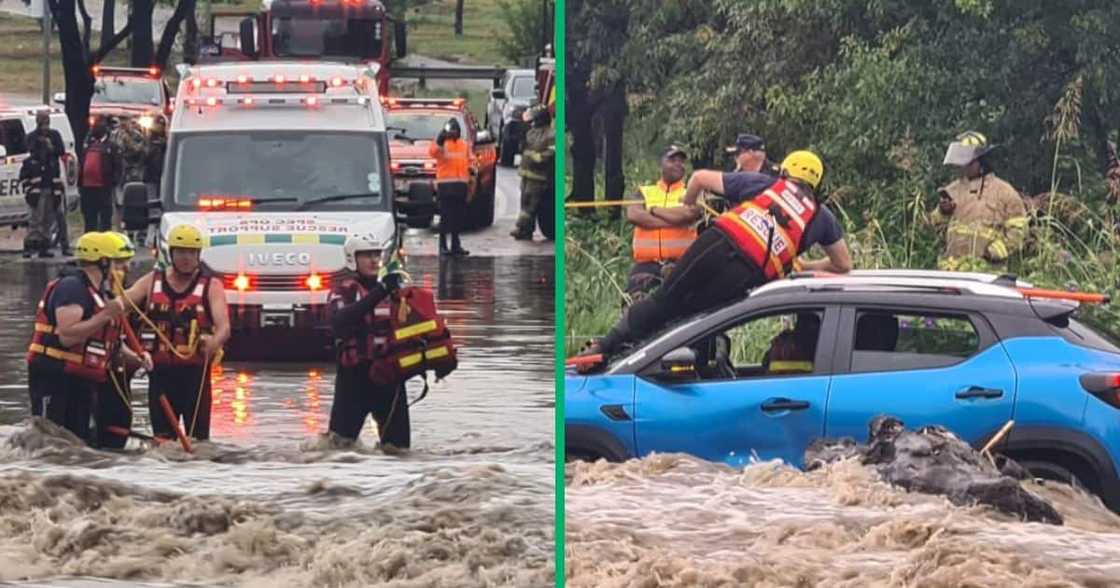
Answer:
[[201, 0, 407, 96]]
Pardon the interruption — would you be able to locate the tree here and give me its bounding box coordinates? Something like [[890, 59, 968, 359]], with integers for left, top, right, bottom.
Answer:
[[454, 0, 464, 37]]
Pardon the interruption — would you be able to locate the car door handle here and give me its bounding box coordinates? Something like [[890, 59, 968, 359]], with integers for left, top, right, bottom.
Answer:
[[955, 386, 1004, 400], [761, 398, 810, 412]]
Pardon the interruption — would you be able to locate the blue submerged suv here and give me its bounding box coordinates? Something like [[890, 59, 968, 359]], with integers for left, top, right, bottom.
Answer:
[[566, 270, 1120, 511]]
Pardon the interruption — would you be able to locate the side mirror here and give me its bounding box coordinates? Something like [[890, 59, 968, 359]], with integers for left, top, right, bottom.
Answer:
[[489, 88, 506, 101], [52, 92, 66, 105], [394, 20, 407, 58], [239, 18, 257, 58], [476, 130, 495, 145], [658, 347, 698, 379], [122, 182, 157, 230]]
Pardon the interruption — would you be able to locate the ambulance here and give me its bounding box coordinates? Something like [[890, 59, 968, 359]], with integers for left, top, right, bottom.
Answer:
[[0, 108, 80, 227], [122, 61, 396, 358]]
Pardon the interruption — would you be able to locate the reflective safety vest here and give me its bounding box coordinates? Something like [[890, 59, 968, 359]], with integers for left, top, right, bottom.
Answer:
[[713, 178, 818, 280], [632, 181, 696, 263], [26, 275, 120, 383], [429, 139, 471, 183], [139, 270, 213, 367]]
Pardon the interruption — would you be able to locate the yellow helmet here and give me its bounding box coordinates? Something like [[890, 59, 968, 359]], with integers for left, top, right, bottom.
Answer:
[[780, 150, 824, 190], [104, 232, 136, 260], [943, 130, 995, 166], [74, 232, 115, 263], [166, 224, 205, 250]]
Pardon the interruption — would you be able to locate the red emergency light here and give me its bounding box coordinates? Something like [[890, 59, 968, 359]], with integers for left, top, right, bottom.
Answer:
[[306, 274, 325, 291]]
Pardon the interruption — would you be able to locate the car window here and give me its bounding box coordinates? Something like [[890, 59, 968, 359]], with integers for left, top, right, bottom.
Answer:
[[1050, 312, 1120, 354], [0, 120, 28, 156], [851, 310, 980, 373], [510, 76, 536, 99], [686, 309, 824, 380]]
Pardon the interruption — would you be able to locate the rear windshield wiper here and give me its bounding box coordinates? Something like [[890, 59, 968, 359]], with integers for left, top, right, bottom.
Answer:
[[387, 126, 417, 144], [296, 192, 381, 211]]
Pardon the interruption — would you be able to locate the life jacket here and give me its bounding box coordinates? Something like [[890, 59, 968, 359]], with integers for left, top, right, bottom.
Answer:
[[139, 269, 213, 367], [713, 178, 818, 280], [632, 181, 696, 263], [429, 139, 471, 183], [26, 272, 120, 383], [81, 140, 108, 187]]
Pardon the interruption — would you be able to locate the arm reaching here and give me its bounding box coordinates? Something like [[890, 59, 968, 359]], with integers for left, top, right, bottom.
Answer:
[[798, 239, 853, 274]]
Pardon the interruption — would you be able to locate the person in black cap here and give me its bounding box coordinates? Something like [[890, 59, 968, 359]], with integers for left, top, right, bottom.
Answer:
[[725, 133, 777, 175], [623, 145, 698, 304]]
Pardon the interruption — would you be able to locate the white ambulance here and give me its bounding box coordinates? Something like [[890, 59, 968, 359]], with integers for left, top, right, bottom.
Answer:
[[122, 61, 396, 358], [0, 108, 80, 227]]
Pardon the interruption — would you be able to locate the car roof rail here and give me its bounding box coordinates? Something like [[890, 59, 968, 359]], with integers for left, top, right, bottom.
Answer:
[[776, 271, 1109, 305]]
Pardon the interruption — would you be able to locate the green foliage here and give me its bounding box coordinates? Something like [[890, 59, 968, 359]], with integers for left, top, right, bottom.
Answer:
[[496, 0, 547, 66]]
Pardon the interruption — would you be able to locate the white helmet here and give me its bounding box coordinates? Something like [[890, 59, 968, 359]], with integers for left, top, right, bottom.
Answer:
[[343, 232, 388, 271]]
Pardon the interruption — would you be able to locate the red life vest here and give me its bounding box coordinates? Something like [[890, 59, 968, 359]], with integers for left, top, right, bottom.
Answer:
[[335, 279, 458, 385], [26, 274, 120, 383], [713, 178, 818, 280], [139, 269, 213, 367]]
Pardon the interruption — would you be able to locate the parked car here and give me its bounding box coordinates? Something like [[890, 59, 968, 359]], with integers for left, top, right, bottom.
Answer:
[[385, 97, 498, 229], [485, 68, 536, 167], [0, 108, 80, 227], [565, 270, 1120, 512]]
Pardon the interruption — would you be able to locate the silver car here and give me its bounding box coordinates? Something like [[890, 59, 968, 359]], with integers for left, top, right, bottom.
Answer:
[[485, 68, 536, 167]]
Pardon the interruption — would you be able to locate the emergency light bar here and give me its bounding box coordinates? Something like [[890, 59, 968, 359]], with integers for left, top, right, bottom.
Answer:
[[382, 97, 465, 109], [92, 65, 161, 78], [183, 96, 369, 108], [186, 75, 353, 94]]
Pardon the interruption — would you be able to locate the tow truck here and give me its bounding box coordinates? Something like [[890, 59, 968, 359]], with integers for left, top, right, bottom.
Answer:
[[384, 97, 497, 229], [121, 61, 394, 360]]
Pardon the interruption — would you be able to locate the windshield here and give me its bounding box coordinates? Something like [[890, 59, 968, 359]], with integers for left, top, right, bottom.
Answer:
[[169, 131, 388, 210], [385, 112, 466, 142], [510, 76, 536, 99], [272, 17, 383, 59], [92, 78, 161, 106]]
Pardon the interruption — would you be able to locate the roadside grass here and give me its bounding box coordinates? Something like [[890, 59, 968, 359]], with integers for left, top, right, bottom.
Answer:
[[402, 0, 511, 65]]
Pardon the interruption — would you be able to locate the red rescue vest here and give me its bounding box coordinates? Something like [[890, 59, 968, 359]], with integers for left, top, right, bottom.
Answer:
[[335, 280, 458, 386], [713, 178, 818, 280], [81, 141, 107, 187], [26, 274, 120, 383], [139, 269, 213, 367]]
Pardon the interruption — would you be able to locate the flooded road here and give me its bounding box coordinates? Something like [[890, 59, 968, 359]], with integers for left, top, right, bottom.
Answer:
[[0, 253, 555, 587], [566, 455, 1120, 587]]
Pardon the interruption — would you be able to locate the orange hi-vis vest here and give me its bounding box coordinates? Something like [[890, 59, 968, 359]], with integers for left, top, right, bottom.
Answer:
[[713, 178, 818, 280], [139, 270, 213, 367], [632, 181, 697, 263], [429, 139, 471, 183], [26, 274, 120, 383]]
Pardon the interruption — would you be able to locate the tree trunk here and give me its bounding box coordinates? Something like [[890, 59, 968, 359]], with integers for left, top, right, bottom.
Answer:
[[47, 0, 95, 152], [100, 0, 115, 52], [601, 81, 627, 218], [567, 57, 597, 205], [76, 0, 92, 58], [454, 0, 464, 37], [183, 6, 199, 64], [131, 0, 155, 67], [155, 0, 196, 69]]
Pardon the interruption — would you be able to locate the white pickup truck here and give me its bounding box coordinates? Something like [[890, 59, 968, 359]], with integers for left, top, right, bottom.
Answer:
[[122, 61, 397, 359], [0, 108, 80, 228]]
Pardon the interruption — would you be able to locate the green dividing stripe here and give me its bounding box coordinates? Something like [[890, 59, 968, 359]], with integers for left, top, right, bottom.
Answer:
[[553, 0, 566, 584], [206, 233, 348, 247]]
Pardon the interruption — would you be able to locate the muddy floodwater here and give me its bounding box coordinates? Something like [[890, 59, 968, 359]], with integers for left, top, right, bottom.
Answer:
[[0, 254, 555, 587], [566, 454, 1120, 587]]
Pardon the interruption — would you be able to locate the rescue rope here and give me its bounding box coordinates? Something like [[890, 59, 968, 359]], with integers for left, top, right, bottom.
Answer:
[[106, 366, 133, 414], [111, 273, 197, 360], [564, 199, 645, 209]]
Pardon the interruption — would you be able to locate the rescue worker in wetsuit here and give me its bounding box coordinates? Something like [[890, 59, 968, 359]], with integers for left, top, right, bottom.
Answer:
[[327, 233, 412, 449], [117, 224, 230, 441], [624, 145, 696, 304], [576, 151, 852, 368], [26, 232, 132, 440], [430, 118, 471, 256], [511, 105, 555, 241], [933, 131, 1028, 273], [96, 232, 153, 449]]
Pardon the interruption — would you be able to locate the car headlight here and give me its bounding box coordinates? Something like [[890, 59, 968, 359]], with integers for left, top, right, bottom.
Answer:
[[137, 115, 154, 130]]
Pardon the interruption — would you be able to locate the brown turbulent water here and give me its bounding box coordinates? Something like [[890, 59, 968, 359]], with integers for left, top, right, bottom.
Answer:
[[565, 454, 1120, 588], [0, 255, 555, 587]]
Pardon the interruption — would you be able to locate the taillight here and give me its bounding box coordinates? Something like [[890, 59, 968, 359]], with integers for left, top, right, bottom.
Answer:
[[306, 274, 325, 291], [1081, 373, 1120, 408]]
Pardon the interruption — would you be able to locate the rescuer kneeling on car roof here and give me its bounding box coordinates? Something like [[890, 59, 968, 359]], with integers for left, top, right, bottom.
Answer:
[[430, 118, 471, 257], [574, 150, 852, 369], [118, 224, 230, 441], [26, 232, 133, 441], [326, 234, 458, 450]]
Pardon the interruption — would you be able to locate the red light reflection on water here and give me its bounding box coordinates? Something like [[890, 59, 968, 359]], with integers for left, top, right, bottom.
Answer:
[[205, 364, 329, 439]]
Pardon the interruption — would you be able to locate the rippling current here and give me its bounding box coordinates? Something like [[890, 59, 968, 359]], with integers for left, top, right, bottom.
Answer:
[[0, 255, 555, 587]]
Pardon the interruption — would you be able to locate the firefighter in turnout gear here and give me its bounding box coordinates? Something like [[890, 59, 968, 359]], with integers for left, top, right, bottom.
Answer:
[[574, 150, 852, 370], [326, 233, 458, 449], [117, 224, 231, 441], [624, 145, 697, 304], [26, 232, 134, 441], [932, 131, 1028, 273], [511, 105, 555, 241]]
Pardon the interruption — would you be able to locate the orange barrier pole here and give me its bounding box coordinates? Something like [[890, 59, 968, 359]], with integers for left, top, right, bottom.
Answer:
[[106, 425, 160, 443], [121, 319, 144, 355], [159, 395, 193, 453], [1017, 288, 1110, 304], [565, 353, 604, 367]]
